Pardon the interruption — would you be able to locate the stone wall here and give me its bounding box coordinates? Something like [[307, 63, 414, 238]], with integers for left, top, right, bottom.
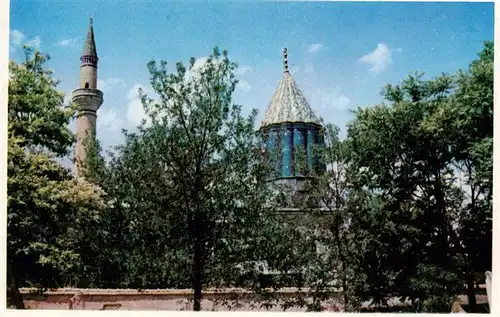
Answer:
[[19, 287, 485, 311], [19, 288, 344, 311]]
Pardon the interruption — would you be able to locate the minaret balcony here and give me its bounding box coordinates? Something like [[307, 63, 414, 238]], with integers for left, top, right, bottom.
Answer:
[[71, 88, 103, 112], [80, 55, 98, 67]]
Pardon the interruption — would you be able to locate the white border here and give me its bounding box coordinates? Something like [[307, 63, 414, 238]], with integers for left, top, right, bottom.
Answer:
[[0, 0, 10, 314], [1, 0, 497, 316]]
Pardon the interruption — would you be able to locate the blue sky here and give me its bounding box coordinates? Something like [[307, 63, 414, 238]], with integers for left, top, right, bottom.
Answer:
[[9, 1, 494, 152]]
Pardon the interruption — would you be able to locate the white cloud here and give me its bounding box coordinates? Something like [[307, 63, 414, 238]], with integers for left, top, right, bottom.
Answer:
[[58, 39, 72, 47], [192, 56, 209, 71], [234, 66, 252, 76], [127, 99, 146, 127], [304, 63, 315, 73], [126, 84, 147, 100], [331, 93, 351, 110], [98, 77, 125, 92], [10, 30, 41, 51], [56, 36, 81, 48], [10, 29, 25, 45], [185, 56, 226, 83], [97, 108, 123, 132], [236, 80, 252, 92], [311, 87, 351, 110], [184, 56, 209, 82], [63, 94, 72, 106], [25, 36, 41, 49], [126, 84, 150, 127], [359, 43, 396, 74], [308, 43, 323, 53]]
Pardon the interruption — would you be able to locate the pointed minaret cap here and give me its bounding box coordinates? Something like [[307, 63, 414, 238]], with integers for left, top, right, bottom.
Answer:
[[261, 48, 320, 127], [82, 17, 97, 57]]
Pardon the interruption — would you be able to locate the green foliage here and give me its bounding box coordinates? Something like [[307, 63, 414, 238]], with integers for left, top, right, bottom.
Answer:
[[8, 46, 76, 156], [344, 72, 464, 311], [7, 47, 106, 308], [296, 42, 492, 313], [7, 129, 106, 292], [7, 41, 492, 314], [450, 41, 493, 312], [409, 264, 462, 312], [82, 47, 295, 310]]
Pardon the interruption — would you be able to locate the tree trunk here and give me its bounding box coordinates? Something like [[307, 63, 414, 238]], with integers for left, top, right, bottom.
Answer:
[[338, 248, 349, 309], [332, 213, 349, 310], [466, 275, 477, 313], [7, 260, 25, 309], [342, 273, 349, 310], [192, 241, 203, 311], [433, 176, 452, 267]]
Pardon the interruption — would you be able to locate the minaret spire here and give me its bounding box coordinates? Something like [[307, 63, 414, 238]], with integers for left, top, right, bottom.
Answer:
[[72, 18, 103, 177], [82, 17, 98, 64], [283, 48, 289, 73]]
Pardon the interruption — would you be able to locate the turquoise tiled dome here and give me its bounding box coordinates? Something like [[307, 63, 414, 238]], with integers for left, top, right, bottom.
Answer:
[[260, 49, 323, 181]]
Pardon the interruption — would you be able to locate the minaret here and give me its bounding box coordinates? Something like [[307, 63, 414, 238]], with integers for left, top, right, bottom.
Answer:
[[72, 18, 103, 176], [260, 48, 324, 195]]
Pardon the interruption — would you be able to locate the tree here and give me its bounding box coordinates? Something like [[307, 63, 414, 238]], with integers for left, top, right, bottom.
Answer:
[[8, 47, 75, 156], [83, 47, 289, 311], [82, 131, 194, 289], [7, 47, 105, 308], [298, 42, 493, 313], [344, 71, 464, 312], [450, 41, 493, 312]]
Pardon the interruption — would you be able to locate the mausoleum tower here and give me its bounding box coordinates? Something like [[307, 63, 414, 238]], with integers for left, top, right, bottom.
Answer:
[[260, 48, 324, 193], [72, 18, 103, 176]]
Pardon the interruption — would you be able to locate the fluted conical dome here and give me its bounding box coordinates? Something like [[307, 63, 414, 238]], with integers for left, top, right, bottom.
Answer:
[[261, 71, 319, 127]]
